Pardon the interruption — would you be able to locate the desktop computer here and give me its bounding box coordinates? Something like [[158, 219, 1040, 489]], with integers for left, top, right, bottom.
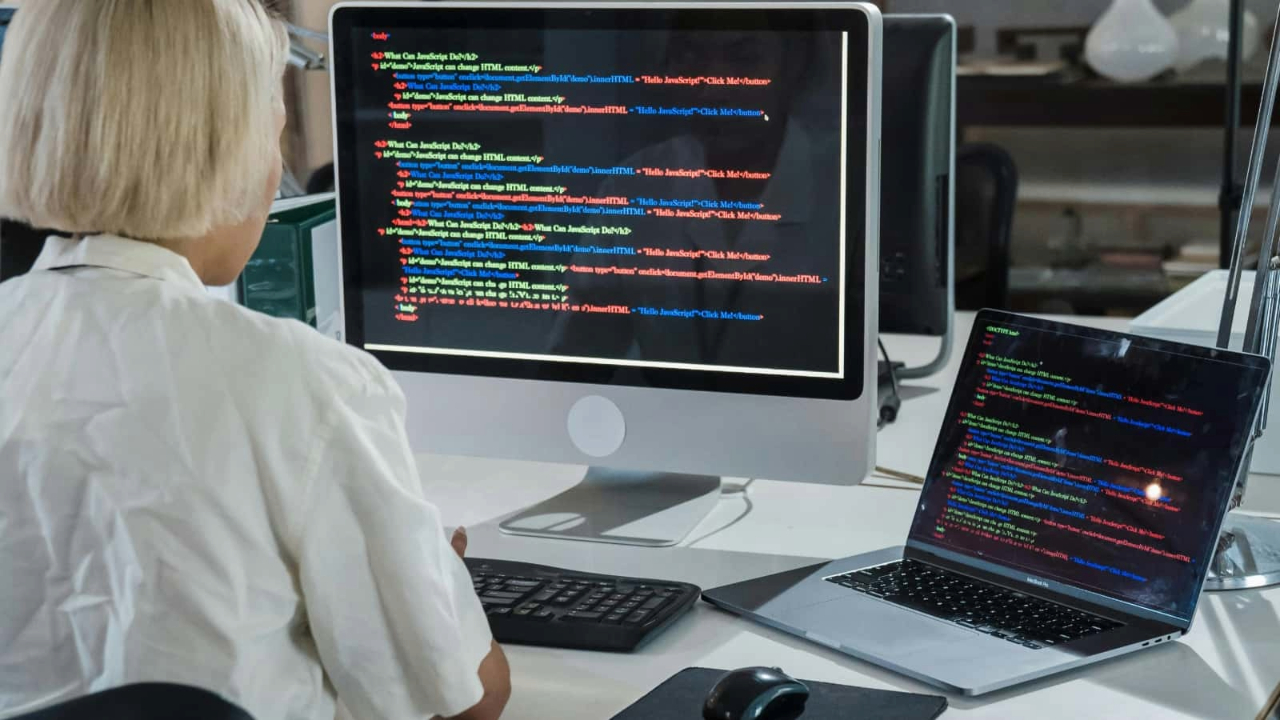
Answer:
[[329, 2, 884, 547], [879, 15, 955, 378]]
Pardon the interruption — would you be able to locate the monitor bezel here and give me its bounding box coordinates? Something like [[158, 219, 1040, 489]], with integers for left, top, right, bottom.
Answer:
[[330, 1, 877, 401], [906, 309, 1272, 628]]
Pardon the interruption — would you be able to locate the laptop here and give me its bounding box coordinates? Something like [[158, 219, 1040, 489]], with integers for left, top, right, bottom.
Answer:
[[704, 310, 1272, 696]]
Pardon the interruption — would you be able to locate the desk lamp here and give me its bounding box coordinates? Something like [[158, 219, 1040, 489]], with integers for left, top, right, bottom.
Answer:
[[1207, 1, 1280, 591]]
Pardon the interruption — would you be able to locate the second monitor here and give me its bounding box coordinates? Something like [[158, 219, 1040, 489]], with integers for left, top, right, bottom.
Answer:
[[330, 2, 883, 545], [879, 15, 955, 376]]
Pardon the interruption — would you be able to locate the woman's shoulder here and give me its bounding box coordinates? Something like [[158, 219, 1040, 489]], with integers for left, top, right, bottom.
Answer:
[[198, 298, 397, 403]]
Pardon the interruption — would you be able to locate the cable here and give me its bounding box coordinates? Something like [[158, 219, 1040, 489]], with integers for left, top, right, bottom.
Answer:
[[873, 466, 925, 485], [684, 479, 756, 548], [879, 339, 900, 397], [878, 339, 903, 429]]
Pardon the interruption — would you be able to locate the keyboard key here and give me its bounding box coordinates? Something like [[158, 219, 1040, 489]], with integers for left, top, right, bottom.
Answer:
[[466, 558, 700, 652], [625, 610, 651, 624], [824, 560, 1121, 646]]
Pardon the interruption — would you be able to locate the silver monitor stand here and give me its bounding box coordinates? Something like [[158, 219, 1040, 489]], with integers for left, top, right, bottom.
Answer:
[[499, 469, 723, 547]]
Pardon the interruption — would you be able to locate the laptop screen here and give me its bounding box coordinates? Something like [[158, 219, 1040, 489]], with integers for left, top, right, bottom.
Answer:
[[909, 310, 1270, 622]]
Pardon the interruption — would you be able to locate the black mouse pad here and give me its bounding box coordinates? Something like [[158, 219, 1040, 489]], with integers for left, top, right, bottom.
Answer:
[[611, 667, 948, 720]]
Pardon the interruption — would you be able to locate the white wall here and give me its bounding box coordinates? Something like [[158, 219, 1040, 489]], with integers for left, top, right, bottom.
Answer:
[[293, 0, 342, 175]]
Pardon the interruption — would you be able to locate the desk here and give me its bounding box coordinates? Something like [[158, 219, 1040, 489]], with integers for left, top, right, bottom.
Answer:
[[416, 312, 1280, 720]]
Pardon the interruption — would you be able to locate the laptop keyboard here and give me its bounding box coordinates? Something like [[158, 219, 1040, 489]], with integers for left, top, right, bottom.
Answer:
[[826, 559, 1122, 649]]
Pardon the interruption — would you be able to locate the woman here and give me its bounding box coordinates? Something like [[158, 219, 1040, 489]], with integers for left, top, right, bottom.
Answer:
[[0, 3, 509, 719]]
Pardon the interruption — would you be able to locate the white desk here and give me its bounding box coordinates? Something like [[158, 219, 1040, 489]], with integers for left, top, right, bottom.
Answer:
[[416, 312, 1280, 720]]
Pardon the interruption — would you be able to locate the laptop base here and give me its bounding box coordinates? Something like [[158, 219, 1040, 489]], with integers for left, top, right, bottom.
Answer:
[[702, 547, 1178, 697]]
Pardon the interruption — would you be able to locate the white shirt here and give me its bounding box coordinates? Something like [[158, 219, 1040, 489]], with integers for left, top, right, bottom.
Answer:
[[0, 235, 493, 720]]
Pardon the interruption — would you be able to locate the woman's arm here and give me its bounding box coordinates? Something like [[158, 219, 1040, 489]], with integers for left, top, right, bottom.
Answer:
[[444, 641, 511, 720], [443, 529, 511, 720], [293, 366, 502, 720]]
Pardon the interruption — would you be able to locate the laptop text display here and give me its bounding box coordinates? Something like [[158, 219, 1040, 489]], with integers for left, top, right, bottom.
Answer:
[[910, 315, 1268, 620]]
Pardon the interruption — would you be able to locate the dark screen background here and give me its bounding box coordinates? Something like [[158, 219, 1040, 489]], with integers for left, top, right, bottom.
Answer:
[[910, 314, 1268, 620], [350, 24, 846, 375]]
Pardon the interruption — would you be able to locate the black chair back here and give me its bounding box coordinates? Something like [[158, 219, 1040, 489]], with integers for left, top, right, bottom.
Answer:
[[0, 219, 58, 282], [954, 142, 1018, 311], [12, 684, 255, 720]]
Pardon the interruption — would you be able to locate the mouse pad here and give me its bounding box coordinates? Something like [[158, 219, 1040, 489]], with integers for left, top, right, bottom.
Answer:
[[611, 667, 947, 720]]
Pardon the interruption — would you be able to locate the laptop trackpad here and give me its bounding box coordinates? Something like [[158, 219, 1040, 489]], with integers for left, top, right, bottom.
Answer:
[[776, 593, 974, 658]]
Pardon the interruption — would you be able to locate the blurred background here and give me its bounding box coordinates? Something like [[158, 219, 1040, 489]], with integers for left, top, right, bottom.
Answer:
[[0, 0, 1251, 319], [276, 0, 1280, 318]]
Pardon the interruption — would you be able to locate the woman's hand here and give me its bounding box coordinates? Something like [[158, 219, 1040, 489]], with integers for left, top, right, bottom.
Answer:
[[451, 527, 468, 559]]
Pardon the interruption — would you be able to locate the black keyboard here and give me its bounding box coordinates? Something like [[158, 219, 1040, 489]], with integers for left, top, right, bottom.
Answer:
[[825, 559, 1123, 650], [466, 558, 700, 652]]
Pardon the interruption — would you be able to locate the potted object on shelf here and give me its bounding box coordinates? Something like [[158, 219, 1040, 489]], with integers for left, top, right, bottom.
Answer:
[[1085, 0, 1180, 83], [1169, 0, 1261, 73]]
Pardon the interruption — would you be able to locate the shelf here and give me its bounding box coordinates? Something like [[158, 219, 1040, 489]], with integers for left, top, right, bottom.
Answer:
[[959, 76, 1269, 129]]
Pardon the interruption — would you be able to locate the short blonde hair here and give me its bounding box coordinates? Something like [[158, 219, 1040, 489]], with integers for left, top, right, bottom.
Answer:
[[0, 0, 289, 240]]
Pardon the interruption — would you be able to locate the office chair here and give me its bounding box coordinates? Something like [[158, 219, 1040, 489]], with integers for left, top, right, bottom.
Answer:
[[953, 142, 1018, 311], [11, 683, 256, 720], [0, 219, 56, 282]]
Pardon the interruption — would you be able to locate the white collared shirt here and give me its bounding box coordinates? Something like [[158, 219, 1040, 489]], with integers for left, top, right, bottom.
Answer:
[[0, 235, 492, 720]]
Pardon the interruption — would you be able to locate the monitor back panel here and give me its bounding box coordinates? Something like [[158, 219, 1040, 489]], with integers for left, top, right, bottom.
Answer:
[[879, 15, 954, 337]]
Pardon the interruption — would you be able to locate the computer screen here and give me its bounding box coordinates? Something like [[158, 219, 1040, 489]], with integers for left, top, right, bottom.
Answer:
[[333, 6, 870, 399], [909, 311, 1270, 621]]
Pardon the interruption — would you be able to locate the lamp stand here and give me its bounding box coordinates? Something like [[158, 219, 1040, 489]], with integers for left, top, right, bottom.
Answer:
[[1205, 1, 1280, 591]]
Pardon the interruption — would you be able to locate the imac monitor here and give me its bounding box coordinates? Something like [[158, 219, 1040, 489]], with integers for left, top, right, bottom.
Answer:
[[330, 2, 882, 545], [879, 14, 955, 366]]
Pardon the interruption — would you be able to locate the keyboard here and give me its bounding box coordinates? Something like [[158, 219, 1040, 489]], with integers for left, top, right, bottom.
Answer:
[[825, 559, 1123, 650], [465, 558, 700, 652]]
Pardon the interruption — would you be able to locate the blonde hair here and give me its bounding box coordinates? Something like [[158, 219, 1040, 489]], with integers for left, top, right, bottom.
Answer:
[[0, 0, 289, 240]]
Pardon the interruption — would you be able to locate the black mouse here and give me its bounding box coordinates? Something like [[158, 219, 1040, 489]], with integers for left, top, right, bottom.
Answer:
[[703, 666, 810, 720]]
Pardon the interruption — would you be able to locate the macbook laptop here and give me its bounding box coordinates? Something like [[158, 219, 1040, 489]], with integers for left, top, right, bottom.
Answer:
[[704, 310, 1271, 695]]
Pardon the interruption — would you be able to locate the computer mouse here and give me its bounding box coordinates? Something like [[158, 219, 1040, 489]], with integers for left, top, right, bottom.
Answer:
[[702, 666, 810, 720]]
